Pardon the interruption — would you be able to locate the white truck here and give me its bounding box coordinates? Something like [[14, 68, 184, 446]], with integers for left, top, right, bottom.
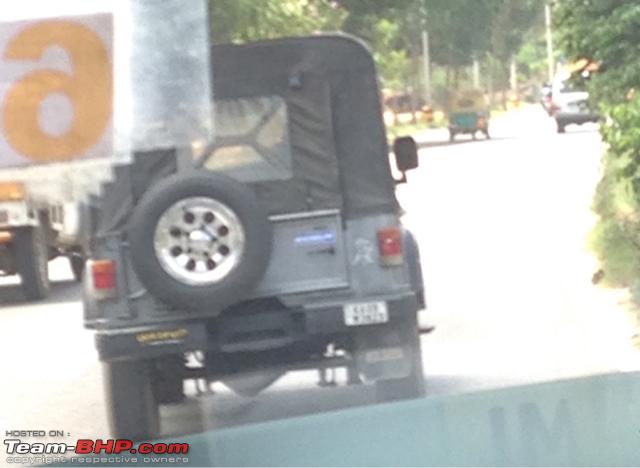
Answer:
[[0, 1, 211, 302], [0, 183, 86, 300]]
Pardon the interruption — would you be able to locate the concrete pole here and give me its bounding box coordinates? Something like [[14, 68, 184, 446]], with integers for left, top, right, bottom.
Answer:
[[422, 29, 432, 106], [545, 2, 555, 82], [472, 58, 480, 89], [510, 57, 517, 91]]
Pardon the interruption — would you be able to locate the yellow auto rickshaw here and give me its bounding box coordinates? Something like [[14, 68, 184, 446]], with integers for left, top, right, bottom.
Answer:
[[447, 89, 490, 141]]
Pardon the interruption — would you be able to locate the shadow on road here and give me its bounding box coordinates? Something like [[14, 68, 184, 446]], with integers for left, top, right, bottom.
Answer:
[[557, 127, 600, 135], [160, 372, 530, 438], [417, 135, 516, 150], [0, 280, 81, 306], [162, 382, 377, 437]]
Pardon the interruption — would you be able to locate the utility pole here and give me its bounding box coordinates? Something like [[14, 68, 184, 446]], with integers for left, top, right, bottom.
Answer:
[[421, 2, 432, 106], [472, 58, 480, 89], [545, 2, 554, 82]]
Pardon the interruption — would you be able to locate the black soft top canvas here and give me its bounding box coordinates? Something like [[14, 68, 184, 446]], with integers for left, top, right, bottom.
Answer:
[[209, 35, 399, 217], [96, 35, 399, 234]]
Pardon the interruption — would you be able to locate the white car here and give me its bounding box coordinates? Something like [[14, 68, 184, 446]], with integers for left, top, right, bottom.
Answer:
[[551, 78, 598, 133]]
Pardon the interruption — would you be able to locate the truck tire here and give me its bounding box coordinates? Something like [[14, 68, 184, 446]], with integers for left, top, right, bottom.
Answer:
[[15, 225, 50, 300], [403, 230, 426, 310], [151, 355, 185, 405], [128, 172, 273, 311], [103, 360, 160, 440], [375, 318, 425, 403]]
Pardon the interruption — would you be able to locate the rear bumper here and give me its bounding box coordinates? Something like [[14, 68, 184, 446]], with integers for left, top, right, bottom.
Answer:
[[94, 293, 419, 362]]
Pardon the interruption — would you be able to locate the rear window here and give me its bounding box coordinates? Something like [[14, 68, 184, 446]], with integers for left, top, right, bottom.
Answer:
[[558, 77, 588, 94], [203, 95, 292, 183]]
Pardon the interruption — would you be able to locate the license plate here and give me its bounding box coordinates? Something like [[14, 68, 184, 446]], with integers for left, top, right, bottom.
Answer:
[[344, 301, 388, 326]]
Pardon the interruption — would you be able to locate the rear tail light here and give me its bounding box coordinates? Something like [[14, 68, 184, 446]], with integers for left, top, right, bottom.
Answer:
[[90, 259, 117, 299], [377, 227, 403, 266], [0, 231, 12, 244]]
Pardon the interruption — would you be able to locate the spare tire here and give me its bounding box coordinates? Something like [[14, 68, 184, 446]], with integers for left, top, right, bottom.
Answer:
[[128, 172, 272, 310]]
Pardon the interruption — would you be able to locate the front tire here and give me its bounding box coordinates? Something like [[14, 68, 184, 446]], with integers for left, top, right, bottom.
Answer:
[[103, 360, 160, 440], [15, 225, 50, 300], [151, 355, 185, 405], [556, 121, 566, 133]]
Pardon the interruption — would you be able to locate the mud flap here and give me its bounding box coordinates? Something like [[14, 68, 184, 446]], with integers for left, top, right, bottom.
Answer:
[[352, 295, 422, 383], [354, 327, 413, 382]]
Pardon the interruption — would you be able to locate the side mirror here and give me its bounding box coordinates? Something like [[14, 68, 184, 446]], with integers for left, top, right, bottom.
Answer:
[[393, 136, 419, 183]]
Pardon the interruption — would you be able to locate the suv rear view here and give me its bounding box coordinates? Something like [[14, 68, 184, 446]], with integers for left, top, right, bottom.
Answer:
[[84, 36, 426, 440], [551, 76, 598, 133]]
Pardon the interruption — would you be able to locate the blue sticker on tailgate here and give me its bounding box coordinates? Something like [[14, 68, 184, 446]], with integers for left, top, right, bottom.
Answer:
[[294, 230, 336, 246]]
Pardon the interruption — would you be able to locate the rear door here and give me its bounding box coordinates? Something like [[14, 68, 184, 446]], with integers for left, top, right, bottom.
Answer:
[[253, 209, 349, 296]]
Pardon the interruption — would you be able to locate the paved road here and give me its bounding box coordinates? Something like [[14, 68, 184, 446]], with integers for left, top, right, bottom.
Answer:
[[1, 105, 638, 444]]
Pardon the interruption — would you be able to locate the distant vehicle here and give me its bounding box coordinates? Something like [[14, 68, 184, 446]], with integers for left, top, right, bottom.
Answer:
[[0, 184, 87, 300], [540, 82, 553, 115], [550, 79, 598, 133], [447, 89, 490, 141], [84, 35, 427, 440], [550, 60, 599, 133], [382, 90, 433, 126]]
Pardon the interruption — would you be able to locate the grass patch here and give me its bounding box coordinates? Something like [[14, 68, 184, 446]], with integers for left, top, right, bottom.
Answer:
[[387, 122, 431, 138], [386, 111, 446, 139], [589, 218, 640, 287], [588, 144, 640, 345], [589, 151, 640, 283]]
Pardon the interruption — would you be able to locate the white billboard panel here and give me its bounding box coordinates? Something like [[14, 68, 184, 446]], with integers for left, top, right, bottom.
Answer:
[[0, 13, 113, 168], [0, 1, 213, 204]]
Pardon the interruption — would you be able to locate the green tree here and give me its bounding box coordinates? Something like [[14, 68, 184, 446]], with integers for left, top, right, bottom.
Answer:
[[209, 0, 345, 44], [556, 0, 640, 289], [426, 0, 495, 68], [369, 18, 411, 90], [207, 0, 541, 101], [556, 0, 640, 105]]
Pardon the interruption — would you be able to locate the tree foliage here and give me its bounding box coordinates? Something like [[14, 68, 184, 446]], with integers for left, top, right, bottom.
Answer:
[[209, 0, 345, 44], [556, 0, 640, 105], [425, 0, 495, 67], [208, 0, 542, 94], [556, 0, 640, 288]]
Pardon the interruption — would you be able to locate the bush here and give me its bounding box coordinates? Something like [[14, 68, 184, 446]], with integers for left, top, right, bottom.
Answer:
[[590, 96, 640, 289], [557, 0, 640, 297]]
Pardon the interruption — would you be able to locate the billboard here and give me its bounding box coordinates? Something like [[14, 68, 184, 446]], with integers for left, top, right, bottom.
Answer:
[[0, 0, 213, 203], [0, 13, 113, 168]]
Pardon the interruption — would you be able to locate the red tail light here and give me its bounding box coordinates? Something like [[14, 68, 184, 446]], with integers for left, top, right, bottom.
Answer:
[[377, 227, 403, 266], [91, 259, 116, 298]]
